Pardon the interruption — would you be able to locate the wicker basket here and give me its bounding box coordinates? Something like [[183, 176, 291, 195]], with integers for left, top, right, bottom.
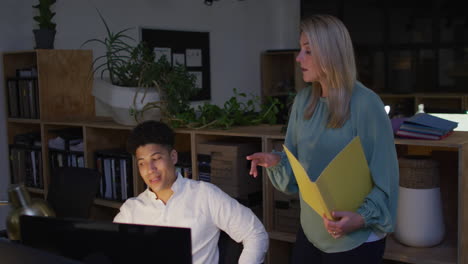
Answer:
[[398, 156, 439, 189]]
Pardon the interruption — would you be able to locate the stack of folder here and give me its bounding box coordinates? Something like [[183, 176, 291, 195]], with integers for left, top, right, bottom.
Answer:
[[395, 113, 458, 140]]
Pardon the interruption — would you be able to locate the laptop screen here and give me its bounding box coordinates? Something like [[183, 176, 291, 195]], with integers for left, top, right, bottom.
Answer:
[[19, 215, 192, 264]]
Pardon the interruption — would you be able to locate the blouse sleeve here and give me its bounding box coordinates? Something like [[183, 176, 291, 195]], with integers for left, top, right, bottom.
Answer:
[[265, 93, 301, 195], [355, 93, 399, 233]]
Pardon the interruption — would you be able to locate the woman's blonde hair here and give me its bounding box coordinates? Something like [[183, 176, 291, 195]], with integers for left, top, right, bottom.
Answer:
[[300, 15, 356, 128]]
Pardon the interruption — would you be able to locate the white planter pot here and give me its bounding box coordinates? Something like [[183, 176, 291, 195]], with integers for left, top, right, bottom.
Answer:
[[394, 186, 445, 247], [92, 79, 161, 126]]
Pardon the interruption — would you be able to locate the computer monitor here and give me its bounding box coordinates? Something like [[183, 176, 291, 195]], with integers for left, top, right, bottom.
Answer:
[[19, 215, 192, 264]]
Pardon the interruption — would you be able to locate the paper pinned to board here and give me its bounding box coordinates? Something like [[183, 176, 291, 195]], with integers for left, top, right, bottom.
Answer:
[[283, 136, 373, 220]]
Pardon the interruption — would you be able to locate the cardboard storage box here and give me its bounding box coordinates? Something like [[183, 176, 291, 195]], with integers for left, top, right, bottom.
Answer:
[[274, 189, 300, 233], [197, 141, 261, 199]]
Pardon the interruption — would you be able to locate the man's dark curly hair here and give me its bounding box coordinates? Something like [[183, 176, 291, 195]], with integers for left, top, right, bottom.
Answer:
[[126, 120, 175, 155]]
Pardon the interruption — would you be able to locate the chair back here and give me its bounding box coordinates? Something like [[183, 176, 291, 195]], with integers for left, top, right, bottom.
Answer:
[[218, 230, 243, 264], [46, 167, 100, 219]]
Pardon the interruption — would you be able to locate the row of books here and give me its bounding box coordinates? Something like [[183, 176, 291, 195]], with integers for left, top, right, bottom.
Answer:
[[9, 145, 43, 189], [49, 149, 85, 169], [175, 152, 192, 179], [95, 149, 134, 202], [7, 78, 40, 119], [395, 113, 458, 140]]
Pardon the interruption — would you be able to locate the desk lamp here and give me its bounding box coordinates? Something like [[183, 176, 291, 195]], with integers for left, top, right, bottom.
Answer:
[[6, 184, 55, 241]]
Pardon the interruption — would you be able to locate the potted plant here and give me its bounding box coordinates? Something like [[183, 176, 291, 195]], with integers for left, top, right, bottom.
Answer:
[[33, 0, 57, 49], [83, 10, 284, 129], [82, 10, 197, 126]]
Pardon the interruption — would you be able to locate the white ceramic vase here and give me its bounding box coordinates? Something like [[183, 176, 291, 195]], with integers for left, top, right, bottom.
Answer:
[[394, 186, 445, 247], [92, 78, 161, 126]]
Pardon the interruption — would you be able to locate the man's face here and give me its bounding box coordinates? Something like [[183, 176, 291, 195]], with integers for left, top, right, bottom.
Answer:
[[136, 143, 178, 195]]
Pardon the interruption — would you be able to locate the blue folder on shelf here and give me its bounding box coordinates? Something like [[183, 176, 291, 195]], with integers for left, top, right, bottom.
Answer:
[[403, 113, 458, 134]]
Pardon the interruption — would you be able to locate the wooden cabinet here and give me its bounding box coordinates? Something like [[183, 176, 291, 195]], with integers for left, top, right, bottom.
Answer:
[[3, 50, 95, 122], [3, 50, 94, 198]]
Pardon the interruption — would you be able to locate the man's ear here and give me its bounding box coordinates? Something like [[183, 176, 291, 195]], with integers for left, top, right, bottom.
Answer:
[[171, 149, 178, 165]]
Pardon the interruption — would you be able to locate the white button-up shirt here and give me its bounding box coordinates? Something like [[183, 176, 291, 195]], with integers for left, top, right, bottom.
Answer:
[[114, 174, 268, 264]]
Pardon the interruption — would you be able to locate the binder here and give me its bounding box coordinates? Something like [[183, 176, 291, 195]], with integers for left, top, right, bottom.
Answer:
[[283, 136, 373, 220], [404, 113, 458, 134], [94, 149, 132, 201], [7, 79, 19, 118]]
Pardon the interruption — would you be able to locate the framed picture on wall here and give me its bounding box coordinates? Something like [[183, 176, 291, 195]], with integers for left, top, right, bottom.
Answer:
[[140, 28, 211, 101]]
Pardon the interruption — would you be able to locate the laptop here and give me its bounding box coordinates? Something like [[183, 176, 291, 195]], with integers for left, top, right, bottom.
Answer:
[[19, 215, 192, 264]]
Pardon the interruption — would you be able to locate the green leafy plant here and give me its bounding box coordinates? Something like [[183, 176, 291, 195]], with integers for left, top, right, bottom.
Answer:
[[166, 88, 284, 129], [32, 0, 56, 30], [81, 9, 197, 122], [82, 10, 284, 129]]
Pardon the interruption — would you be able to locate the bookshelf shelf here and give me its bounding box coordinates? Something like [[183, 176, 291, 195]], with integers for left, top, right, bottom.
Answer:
[[384, 235, 457, 264]]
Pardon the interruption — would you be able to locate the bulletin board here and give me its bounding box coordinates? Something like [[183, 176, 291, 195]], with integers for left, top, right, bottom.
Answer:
[[140, 28, 211, 101]]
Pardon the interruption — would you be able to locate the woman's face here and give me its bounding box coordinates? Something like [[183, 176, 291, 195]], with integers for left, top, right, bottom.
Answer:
[[296, 32, 321, 83]]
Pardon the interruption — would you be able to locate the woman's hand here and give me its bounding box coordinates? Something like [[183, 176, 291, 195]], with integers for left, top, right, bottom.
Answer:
[[323, 211, 365, 239], [246, 152, 281, 178]]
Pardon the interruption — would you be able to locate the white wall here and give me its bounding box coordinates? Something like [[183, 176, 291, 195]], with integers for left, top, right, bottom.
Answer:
[[0, 0, 300, 224], [54, 0, 300, 105], [0, 0, 37, 229]]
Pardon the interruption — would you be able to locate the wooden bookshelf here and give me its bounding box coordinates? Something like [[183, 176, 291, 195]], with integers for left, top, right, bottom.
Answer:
[[4, 50, 468, 263]]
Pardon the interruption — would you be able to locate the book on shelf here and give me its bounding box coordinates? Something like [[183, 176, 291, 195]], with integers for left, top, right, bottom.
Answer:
[[396, 113, 458, 140], [9, 144, 43, 188], [48, 128, 83, 150], [16, 67, 38, 78], [197, 154, 211, 182], [49, 149, 85, 170], [404, 113, 458, 134], [283, 136, 373, 220], [7, 79, 19, 118], [395, 129, 453, 140], [398, 122, 448, 136], [17, 78, 39, 119], [7, 78, 40, 119], [95, 149, 133, 202]]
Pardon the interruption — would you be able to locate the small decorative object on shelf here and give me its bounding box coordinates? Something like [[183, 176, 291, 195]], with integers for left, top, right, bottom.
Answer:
[[416, 103, 425, 114], [32, 0, 56, 49]]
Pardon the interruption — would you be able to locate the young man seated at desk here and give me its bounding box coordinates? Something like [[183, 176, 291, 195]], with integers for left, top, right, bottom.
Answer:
[[114, 121, 268, 264]]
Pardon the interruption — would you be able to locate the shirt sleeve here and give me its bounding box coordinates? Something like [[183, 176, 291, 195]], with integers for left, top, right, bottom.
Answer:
[[354, 93, 399, 234], [205, 183, 268, 264], [113, 201, 132, 223], [265, 93, 301, 195]]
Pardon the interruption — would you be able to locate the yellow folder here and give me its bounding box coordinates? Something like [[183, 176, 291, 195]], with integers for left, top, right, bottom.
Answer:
[[283, 136, 373, 220]]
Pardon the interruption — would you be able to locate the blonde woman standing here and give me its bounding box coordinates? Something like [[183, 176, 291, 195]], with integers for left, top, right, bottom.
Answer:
[[247, 15, 398, 263]]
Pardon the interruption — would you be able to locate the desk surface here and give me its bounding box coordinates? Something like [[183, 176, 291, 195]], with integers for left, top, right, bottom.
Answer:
[[0, 238, 81, 264]]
